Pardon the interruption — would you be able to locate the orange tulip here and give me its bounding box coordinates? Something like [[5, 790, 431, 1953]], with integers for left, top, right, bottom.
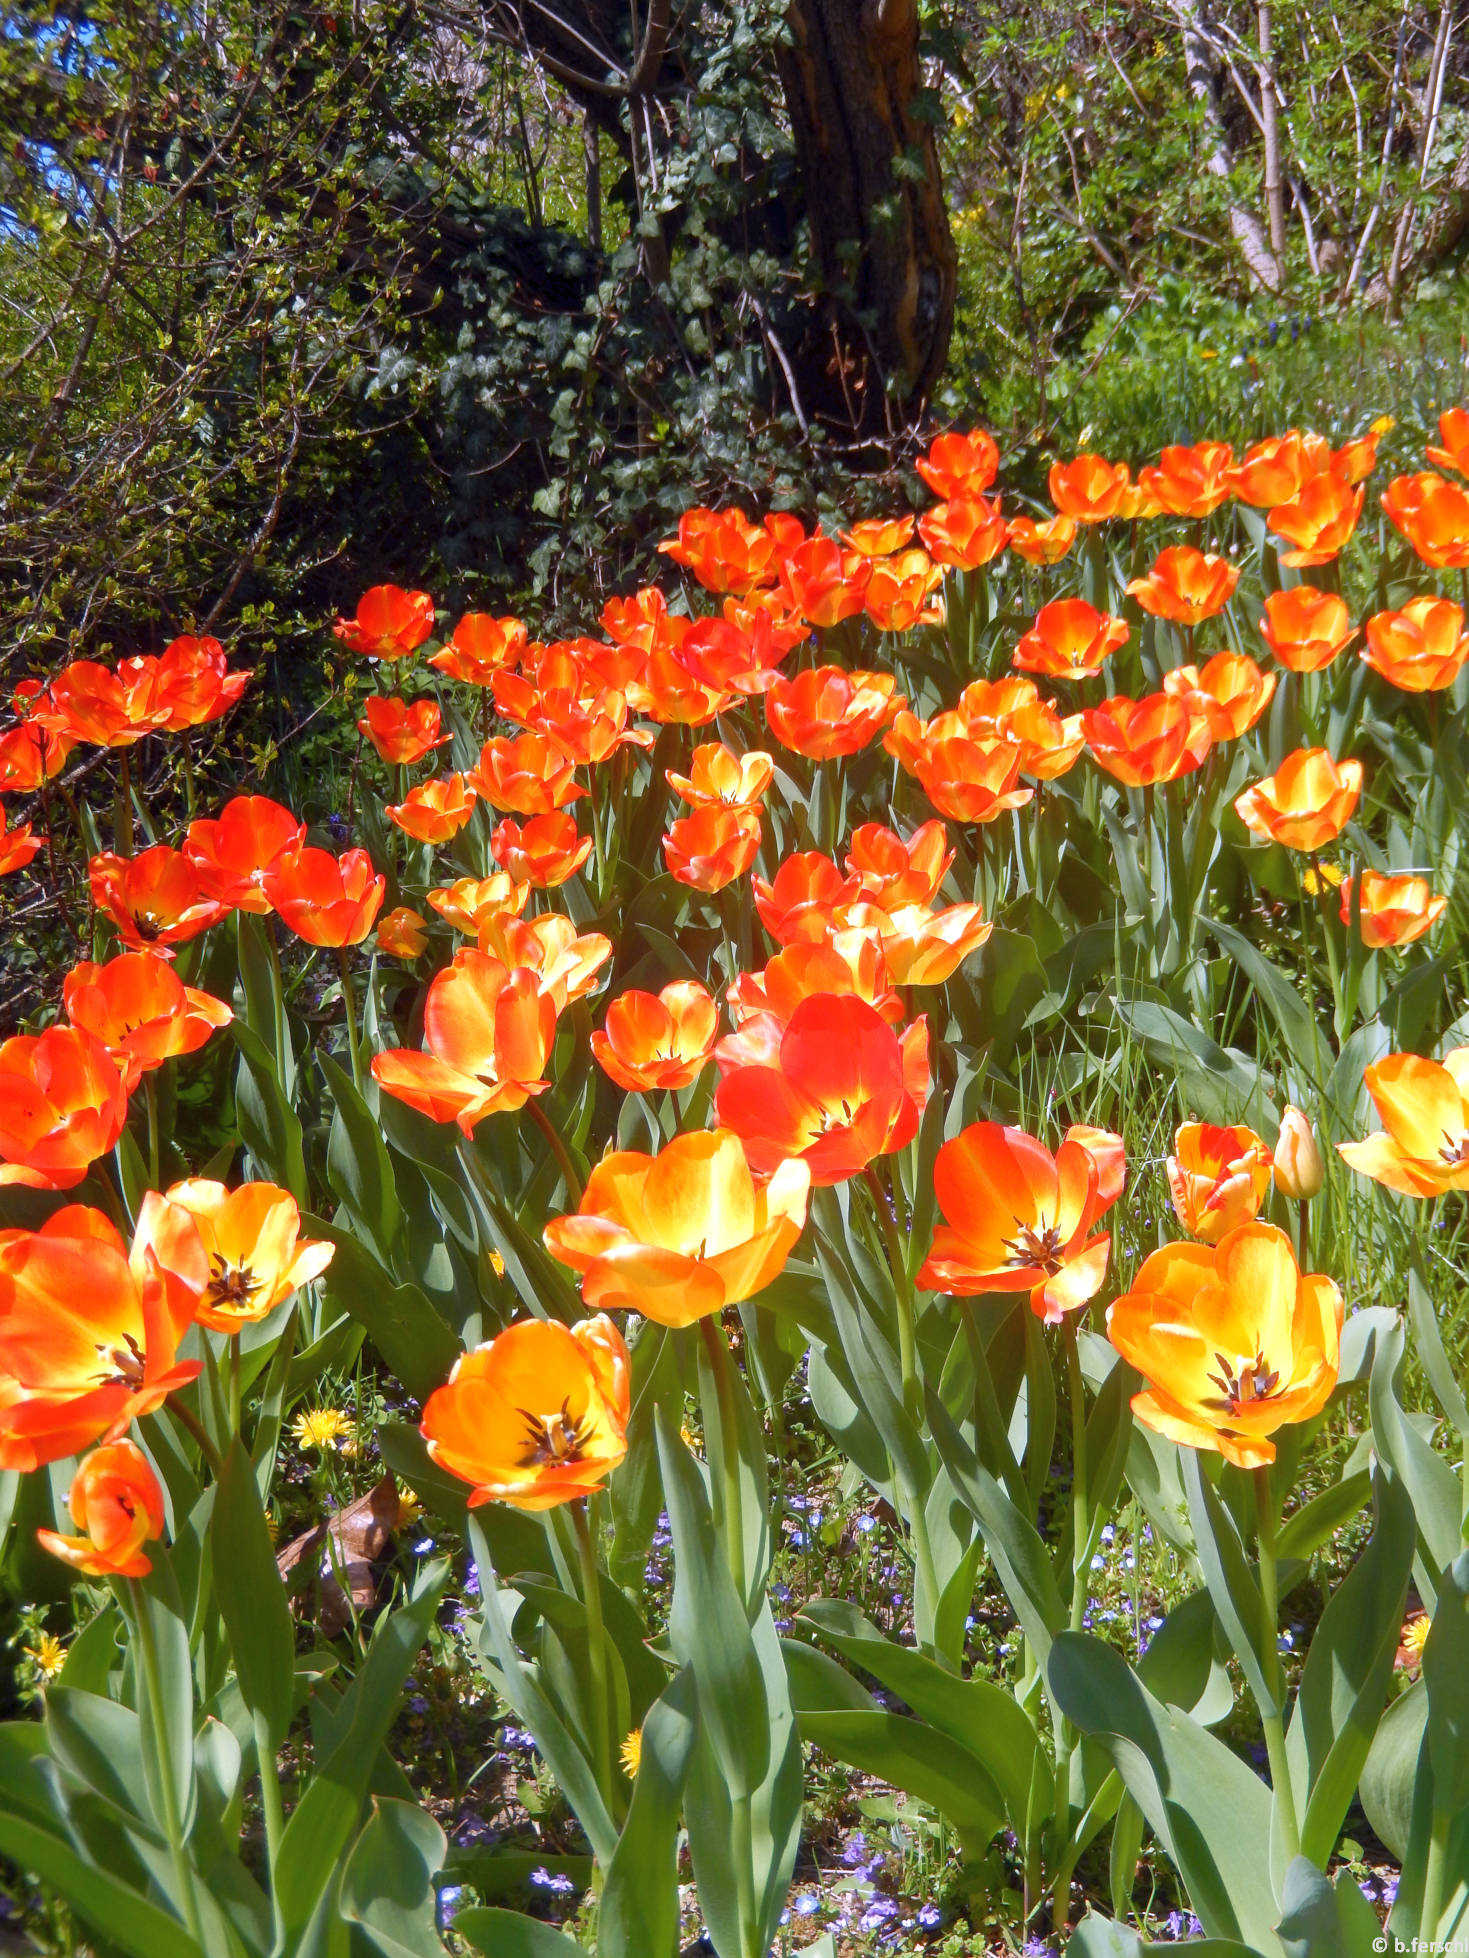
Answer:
[[0, 717, 75, 793], [91, 846, 230, 954], [777, 537, 872, 627], [1269, 474, 1365, 567], [666, 742, 773, 810], [1332, 427, 1384, 485], [0, 1204, 205, 1468], [429, 613, 527, 685], [428, 872, 528, 935], [662, 804, 762, 893], [843, 515, 918, 557], [490, 811, 593, 888], [372, 951, 560, 1133], [1382, 472, 1469, 570], [1048, 453, 1132, 523], [357, 696, 449, 764], [38, 1440, 167, 1577], [184, 795, 305, 913], [1361, 597, 1469, 692], [262, 846, 385, 946], [1234, 748, 1363, 851], [864, 550, 945, 632], [62, 952, 231, 1089], [728, 932, 902, 1031], [918, 1120, 1126, 1322], [1425, 407, 1469, 478], [917, 496, 1009, 569], [914, 735, 1033, 824], [946, 678, 1085, 781], [592, 980, 719, 1092], [135, 1178, 333, 1332], [1224, 430, 1331, 507], [1126, 546, 1239, 625], [473, 911, 611, 1010], [661, 613, 779, 697], [387, 773, 478, 844], [148, 636, 251, 733], [1014, 598, 1129, 680], [624, 638, 732, 726], [916, 428, 999, 500], [1339, 872, 1447, 949], [34, 660, 172, 749], [1136, 441, 1235, 518], [1007, 512, 1078, 565], [714, 993, 926, 1185], [659, 506, 780, 596], [1273, 1106, 1323, 1200], [846, 820, 952, 908], [1166, 1121, 1272, 1243], [377, 906, 429, 958], [468, 731, 584, 814], [1162, 652, 1276, 740], [1082, 693, 1203, 787], [844, 898, 993, 986], [1258, 586, 1356, 673], [0, 810, 42, 877], [421, 1315, 630, 1510], [543, 1128, 810, 1328], [0, 1027, 129, 1191], [333, 585, 436, 661], [1339, 1048, 1469, 1197], [765, 666, 902, 761], [1106, 1223, 1342, 1468], [752, 851, 860, 944]]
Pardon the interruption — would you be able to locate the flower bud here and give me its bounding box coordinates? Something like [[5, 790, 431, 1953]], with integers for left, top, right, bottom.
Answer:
[[1274, 1105, 1323, 1199]]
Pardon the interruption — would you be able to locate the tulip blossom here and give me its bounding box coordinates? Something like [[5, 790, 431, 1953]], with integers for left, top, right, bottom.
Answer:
[[842, 899, 993, 985], [490, 812, 593, 888], [591, 980, 719, 1092], [1268, 474, 1365, 567], [714, 994, 927, 1185], [135, 1178, 333, 1331], [148, 635, 251, 732], [38, 1440, 166, 1578], [916, 428, 999, 500], [914, 736, 1034, 824], [1339, 872, 1447, 948], [0, 717, 74, 793], [917, 496, 1009, 569], [1162, 653, 1276, 741], [1273, 1107, 1323, 1200], [386, 774, 478, 844], [185, 794, 306, 912], [1014, 598, 1129, 679], [377, 906, 429, 958], [1361, 597, 1469, 692], [728, 932, 902, 1031], [1234, 748, 1363, 851], [0, 1027, 129, 1190], [940, 678, 1085, 781], [1224, 431, 1331, 507], [62, 953, 232, 1089], [333, 585, 436, 660], [1126, 546, 1239, 625], [662, 804, 762, 894], [0, 1204, 205, 1468], [1048, 453, 1132, 523], [427, 873, 528, 935], [864, 550, 945, 632], [1166, 1121, 1272, 1243], [1425, 407, 1469, 478], [544, 1128, 810, 1328], [847, 821, 952, 908], [666, 742, 774, 810], [1136, 441, 1235, 518], [263, 846, 385, 946], [1007, 513, 1078, 565], [1082, 693, 1205, 787], [38, 660, 173, 748], [1381, 472, 1469, 569], [777, 537, 872, 627], [372, 951, 560, 1134], [1338, 1049, 1469, 1197], [421, 1315, 630, 1510], [0, 811, 42, 877], [624, 638, 732, 726], [659, 507, 780, 596], [429, 612, 528, 684], [469, 731, 584, 814], [1106, 1223, 1342, 1469], [474, 912, 611, 1010], [91, 847, 231, 954], [752, 852, 861, 944], [1258, 587, 1356, 673], [918, 1120, 1126, 1322], [765, 666, 903, 761], [357, 696, 450, 764]]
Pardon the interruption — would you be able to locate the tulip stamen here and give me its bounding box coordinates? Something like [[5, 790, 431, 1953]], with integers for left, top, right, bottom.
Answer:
[[94, 1331, 146, 1387], [1001, 1218, 1065, 1274], [1205, 1348, 1282, 1413], [1438, 1129, 1469, 1166], [205, 1255, 266, 1313], [132, 911, 165, 942], [517, 1400, 593, 1468]]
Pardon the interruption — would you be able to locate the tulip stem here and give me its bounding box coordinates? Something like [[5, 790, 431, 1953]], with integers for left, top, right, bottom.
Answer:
[[253, 1707, 285, 1883], [1253, 1465, 1301, 1863], [167, 1397, 224, 1476], [144, 1072, 161, 1190], [335, 948, 365, 1090], [572, 1498, 614, 1822], [1062, 1317, 1089, 1633], [1297, 1197, 1310, 1268], [525, 1096, 584, 1207], [1420, 1805, 1451, 1943], [125, 1578, 206, 1945], [228, 1335, 242, 1436], [699, 1315, 748, 1607]]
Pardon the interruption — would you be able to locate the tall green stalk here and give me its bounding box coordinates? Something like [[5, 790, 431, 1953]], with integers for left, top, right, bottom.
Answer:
[[125, 1580, 205, 1945], [1253, 1465, 1301, 1863]]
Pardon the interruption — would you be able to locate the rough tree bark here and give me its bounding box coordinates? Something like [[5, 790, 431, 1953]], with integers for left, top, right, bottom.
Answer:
[[1170, 0, 1282, 292]]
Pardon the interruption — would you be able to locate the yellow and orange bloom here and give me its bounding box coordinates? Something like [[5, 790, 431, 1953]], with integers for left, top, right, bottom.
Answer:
[[1381, 471, 1469, 569], [38, 1440, 166, 1578], [1106, 1223, 1342, 1469], [914, 736, 1033, 825], [0, 1204, 205, 1468], [947, 678, 1085, 781], [1258, 586, 1356, 673], [665, 742, 774, 811], [916, 428, 1000, 500], [333, 585, 436, 661], [715, 993, 926, 1186], [1273, 1105, 1323, 1200], [62, 953, 231, 1090], [1269, 474, 1365, 567], [591, 980, 719, 1092], [544, 1128, 810, 1328], [372, 950, 560, 1134], [184, 795, 305, 913], [1166, 1121, 1272, 1244], [1234, 748, 1363, 851], [135, 1178, 333, 1332], [659, 507, 780, 596], [777, 537, 872, 627], [0, 717, 74, 794], [473, 913, 611, 1011], [421, 1315, 630, 1510], [468, 731, 584, 814], [386, 774, 478, 844], [1426, 407, 1469, 478], [842, 898, 993, 986], [843, 516, 918, 557], [148, 635, 251, 732], [752, 851, 860, 944], [357, 696, 450, 765], [863, 550, 945, 632], [1339, 1048, 1469, 1197], [1136, 441, 1235, 518], [1014, 597, 1129, 680], [663, 804, 762, 894], [37, 660, 173, 748], [91, 847, 231, 954], [263, 846, 384, 946], [1224, 430, 1331, 507], [491, 811, 593, 888], [0, 811, 42, 877], [846, 820, 952, 908], [428, 613, 527, 685], [669, 613, 786, 696], [765, 666, 903, 761], [917, 496, 1009, 569], [1162, 652, 1276, 740], [1339, 871, 1447, 949], [377, 906, 429, 959], [1126, 546, 1239, 625], [1048, 453, 1132, 524], [1361, 597, 1469, 692], [727, 932, 902, 1031], [918, 1120, 1126, 1322], [0, 1028, 129, 1191], [1082, 693, 1202, 787], [427, 873, 528, 935], [1007, 512, 1078, 566]]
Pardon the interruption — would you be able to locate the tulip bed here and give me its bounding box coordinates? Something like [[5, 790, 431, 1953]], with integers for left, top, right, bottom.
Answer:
[[0, 413, 1468, 1958]]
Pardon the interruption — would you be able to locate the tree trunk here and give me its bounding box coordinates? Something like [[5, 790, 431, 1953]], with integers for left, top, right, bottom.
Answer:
[[774, 0, 956, 441], [1170, 0, 1282, 292]]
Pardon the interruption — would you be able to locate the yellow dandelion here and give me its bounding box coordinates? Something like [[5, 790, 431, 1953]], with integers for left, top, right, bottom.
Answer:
[[396, 1485, 423, 1524], [488, 1248, 506, 1278], [25, 1632, 66, 1679], [1371, 414, 1397, 436], [292, 1407, 352, 1453], [679, 1423, 699, 1453], [620, 1727, 643, 1778], [1301, 861, 1345, 896], [1400, 1612, 1430, 1662]]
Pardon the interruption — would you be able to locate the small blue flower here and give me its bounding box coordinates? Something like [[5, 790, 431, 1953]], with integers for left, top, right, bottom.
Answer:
[[917, 1901, 942, 1929], [792, 1893, 821, 1917]]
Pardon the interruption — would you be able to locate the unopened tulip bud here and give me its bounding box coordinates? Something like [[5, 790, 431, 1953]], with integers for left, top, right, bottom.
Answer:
[[1274, 1106, 1323, 1199]]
